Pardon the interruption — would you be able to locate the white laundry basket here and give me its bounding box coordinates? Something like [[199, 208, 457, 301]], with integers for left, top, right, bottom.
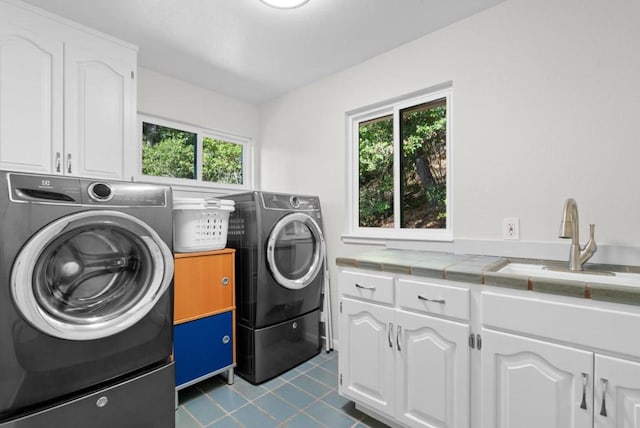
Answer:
[[173, 197, 235, 253]]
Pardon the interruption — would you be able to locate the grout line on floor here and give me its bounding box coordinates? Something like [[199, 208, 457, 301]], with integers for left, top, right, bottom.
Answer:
[[177, 351, 345, 428]]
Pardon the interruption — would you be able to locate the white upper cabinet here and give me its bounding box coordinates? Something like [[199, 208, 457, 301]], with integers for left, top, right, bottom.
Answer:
[[64, 43, 134, 179], [0, 20, 63, 174], [0, 0, 136, 179]]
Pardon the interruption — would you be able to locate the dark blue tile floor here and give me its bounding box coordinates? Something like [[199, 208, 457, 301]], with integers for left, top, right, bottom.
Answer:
[[175, 351, 389, 427]]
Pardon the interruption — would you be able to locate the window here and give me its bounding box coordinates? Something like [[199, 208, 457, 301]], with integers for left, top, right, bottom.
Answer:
[[347, 84, 451, 241], [139, 115, 250, 189]]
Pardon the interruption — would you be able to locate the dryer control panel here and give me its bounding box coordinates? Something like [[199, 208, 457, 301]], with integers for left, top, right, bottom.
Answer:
[[261, 192, 320, 211]]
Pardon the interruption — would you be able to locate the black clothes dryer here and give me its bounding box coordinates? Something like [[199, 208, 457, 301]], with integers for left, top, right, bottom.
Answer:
[[0, 172, 175, 427], [226, 192, 325, 384]]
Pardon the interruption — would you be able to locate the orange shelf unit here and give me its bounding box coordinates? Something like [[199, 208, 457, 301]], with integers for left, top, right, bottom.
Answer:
[[173, 248, 236, 325]]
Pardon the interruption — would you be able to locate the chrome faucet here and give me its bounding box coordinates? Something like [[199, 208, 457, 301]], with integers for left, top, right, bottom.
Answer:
[[558, 198, 597, 271]]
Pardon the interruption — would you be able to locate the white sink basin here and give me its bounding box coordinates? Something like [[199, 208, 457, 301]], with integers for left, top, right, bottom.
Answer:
[[497, 263, 640, 287]]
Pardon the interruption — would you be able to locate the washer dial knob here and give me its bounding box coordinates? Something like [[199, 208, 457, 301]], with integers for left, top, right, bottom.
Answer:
[[88, 182, 114, 202]]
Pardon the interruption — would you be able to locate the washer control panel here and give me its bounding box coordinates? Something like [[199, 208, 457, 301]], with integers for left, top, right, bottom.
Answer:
[[82, 181, 167, 206], [7, 173, 168, 207]]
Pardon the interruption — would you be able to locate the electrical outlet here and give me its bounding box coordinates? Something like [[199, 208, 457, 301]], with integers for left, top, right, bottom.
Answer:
[[503, 217, 520, 240]]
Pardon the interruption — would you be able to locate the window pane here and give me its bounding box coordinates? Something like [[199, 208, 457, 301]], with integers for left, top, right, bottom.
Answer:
[[358, 115, 394, 227], [202, 137, 243, 184], [400, 98, 447, 229], [141, 122, 196, 179]]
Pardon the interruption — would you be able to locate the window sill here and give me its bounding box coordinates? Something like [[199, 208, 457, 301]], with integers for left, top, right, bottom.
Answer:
[[342, 230, 453, 245]]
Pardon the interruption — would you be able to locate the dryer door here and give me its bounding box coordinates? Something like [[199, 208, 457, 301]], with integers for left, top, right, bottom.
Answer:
[[266, 212, 325, 290], [11, 210, 173, 340]]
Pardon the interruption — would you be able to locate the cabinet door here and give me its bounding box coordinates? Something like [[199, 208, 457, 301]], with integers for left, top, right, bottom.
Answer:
[[64, 43, 135, 179], [0, 23, 62, 174], [173, 311, 233, 387], [481, 329, 592, 428], [174, 252, 235, 323], [595, 355, 640, 428], [339, 297, 395, 417], [395, 310, 470, 428]]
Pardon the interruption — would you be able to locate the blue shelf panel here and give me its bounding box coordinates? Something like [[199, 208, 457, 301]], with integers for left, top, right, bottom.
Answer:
[[174, 311, 233, 387]]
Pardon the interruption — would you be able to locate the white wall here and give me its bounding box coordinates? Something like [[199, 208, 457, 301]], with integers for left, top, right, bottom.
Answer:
[[258, 0, 640, 345], [136, 67, 261, 196]]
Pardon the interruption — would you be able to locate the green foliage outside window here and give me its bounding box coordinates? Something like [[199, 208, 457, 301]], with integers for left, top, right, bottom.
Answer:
[[359, 116, 394, 227], [142, 123, 196, 179], [203, 137, 243, 184], [400, 101, 447, 228], [358, 99, 447, 229], [142, 122, 244, 185]]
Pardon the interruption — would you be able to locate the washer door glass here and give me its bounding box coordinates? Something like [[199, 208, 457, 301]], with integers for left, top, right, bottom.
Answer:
[[11, 211, 173, 340], [266, 212, 325, 290]]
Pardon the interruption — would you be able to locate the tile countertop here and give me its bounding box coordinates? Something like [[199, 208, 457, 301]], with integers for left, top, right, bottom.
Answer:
[[336, 249, 640, 307]]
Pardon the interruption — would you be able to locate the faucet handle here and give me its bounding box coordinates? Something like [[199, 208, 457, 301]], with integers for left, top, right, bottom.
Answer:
[[579, 223, 598, 266]]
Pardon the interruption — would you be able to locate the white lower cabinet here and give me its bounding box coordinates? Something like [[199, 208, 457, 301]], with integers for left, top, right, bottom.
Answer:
[[339, 267, 640, 428], [395, 310, 469, 428], [481, 328, 593, 428], [481, 329, 640, 428], [594, 355, 640, 428], [480, 290, 640, 428], [339, 298, 395, 415], [339, 270, 470, 428]]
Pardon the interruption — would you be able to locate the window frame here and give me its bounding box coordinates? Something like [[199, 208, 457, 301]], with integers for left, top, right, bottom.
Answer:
[[345, 84, 453, 242], [137, 114, 252, 191]]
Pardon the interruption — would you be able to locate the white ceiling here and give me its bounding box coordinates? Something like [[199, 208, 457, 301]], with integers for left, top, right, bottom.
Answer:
[[21, 0, 506, 105]]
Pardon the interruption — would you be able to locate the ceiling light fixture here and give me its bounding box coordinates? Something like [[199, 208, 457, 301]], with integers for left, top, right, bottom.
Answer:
[[259, 0, 310, 9]]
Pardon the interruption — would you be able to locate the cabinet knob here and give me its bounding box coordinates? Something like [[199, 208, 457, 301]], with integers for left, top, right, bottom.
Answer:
[[222, 335, 230, 344], [221, 277, 229, 286]]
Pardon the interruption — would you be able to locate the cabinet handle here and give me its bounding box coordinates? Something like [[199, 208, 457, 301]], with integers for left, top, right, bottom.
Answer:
[[55, 152, 61, 172], [222, 335, 230, 344], [221, 277, 229, 285], [355, 283, 376, 290], [418, 295, 446, 304], [600, 378, 608, 417], [396, 325, 402, 351], [580, 372, 588, 410], [67, 153, 72, 174], [388, 323, 393, 348]]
